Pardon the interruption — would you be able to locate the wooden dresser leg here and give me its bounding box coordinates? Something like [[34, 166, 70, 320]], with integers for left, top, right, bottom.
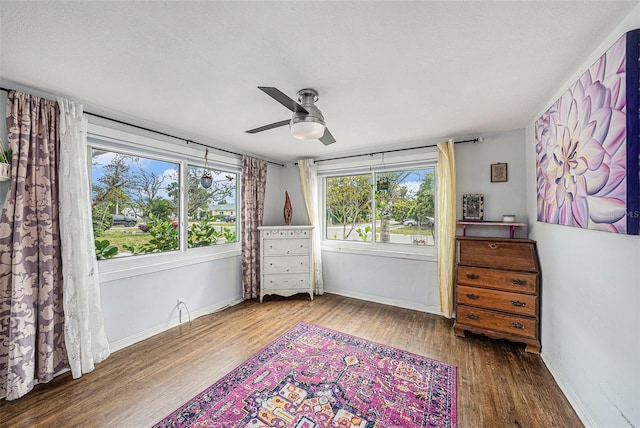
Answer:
[[453, 324, 466, 337], [525, 342, 541, 354]]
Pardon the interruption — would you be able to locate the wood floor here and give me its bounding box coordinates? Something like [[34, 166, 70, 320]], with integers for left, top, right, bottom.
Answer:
[[0, 293, 582, 427]]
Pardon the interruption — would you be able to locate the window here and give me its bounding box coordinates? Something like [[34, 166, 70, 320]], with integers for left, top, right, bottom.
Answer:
[[89, 136, 239, 261], [91, 148, 180, 258], [186, 165, 237, 248], [324, 167, 435, 247]]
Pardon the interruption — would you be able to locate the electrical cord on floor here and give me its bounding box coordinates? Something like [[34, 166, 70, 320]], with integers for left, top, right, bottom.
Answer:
[[178, 301, 192, 324]]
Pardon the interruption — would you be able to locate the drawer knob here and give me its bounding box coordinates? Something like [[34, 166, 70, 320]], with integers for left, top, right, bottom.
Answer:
[[511, 279, 527, 286], [511, 322, 525, 330], [488, 243, 499, 249], [465, 314, 479, 320], [466, 293, 480, 300], [466, 273, 480, 280], [511, 300, 526, 307]]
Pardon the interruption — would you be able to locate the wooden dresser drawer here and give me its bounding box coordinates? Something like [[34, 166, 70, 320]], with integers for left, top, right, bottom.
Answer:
[[456, 266, 538, 294], [456, 285, 537, 317], [458, 238, 538, 271], [456, 305, 537, 339]]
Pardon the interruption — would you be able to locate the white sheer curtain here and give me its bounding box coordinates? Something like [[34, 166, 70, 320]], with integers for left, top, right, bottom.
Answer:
[[57, 97, 110, 378], [436, 139, 457, 318], [298, 159, 324, 295]]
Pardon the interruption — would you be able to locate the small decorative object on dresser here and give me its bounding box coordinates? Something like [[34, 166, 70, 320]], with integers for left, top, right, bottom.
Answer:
[[454, 236, 541, 353], [283, 191, 292, 226], [258, 225, 313, 302]]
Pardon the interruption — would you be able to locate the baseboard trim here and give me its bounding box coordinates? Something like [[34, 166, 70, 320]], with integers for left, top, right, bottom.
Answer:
[[109, 296, 244, 353], [325, 289, 442, 315], [541, 353, 597, 427]]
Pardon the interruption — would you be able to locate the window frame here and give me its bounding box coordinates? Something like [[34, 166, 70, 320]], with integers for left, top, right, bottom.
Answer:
[[318, 150, 438, 261], [87, 122, 242, 282]]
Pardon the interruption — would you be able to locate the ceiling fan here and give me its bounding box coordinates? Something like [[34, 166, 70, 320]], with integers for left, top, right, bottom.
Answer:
[[246, 87, 336, 146]]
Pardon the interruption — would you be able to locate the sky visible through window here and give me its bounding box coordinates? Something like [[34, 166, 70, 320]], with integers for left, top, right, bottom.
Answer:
[[91, 151, 237, 204]]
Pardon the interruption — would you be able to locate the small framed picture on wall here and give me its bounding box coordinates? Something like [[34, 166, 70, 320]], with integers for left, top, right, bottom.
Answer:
[[491, 163, 508, 182], [462, 194, 484, 220]]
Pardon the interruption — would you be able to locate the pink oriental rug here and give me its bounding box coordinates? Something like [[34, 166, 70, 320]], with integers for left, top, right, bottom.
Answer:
[[154, 322, 457, 427]]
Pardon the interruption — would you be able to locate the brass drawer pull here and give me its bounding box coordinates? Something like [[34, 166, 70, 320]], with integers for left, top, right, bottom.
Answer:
[[511, 279, 527, 286], [466, 273, 480, 280], [511, 322, 525, 329], [466, 293, 480, 300], [488, 243, 499, 249], [465, 314, 479, 320], [511, 300, 526, 307]]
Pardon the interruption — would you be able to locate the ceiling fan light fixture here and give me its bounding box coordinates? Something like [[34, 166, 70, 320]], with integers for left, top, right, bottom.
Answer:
[[290, 121, 325, 140]]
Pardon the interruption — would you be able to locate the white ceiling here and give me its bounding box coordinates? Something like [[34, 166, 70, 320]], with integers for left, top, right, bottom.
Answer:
[[0, 1, 637, 162]]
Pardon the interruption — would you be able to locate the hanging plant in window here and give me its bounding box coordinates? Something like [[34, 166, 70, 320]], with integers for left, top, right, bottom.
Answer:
[[200, 148, 212, 188], [376, 176, 389, 192]]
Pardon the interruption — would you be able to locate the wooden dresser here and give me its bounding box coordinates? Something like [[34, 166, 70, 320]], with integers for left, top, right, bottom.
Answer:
[[258, 225, 313, 302], [453, 236, 541, 353]]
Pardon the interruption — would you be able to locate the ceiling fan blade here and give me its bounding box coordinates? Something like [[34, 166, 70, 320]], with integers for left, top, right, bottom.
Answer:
[[258, 87, 309, 114], [319, 127, 336, 145], [246, 119, 290, 134]]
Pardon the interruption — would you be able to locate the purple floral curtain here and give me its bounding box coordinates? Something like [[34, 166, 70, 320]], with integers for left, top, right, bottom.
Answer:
[[241, 156, 267, 299], [0, 91, 67, 400]]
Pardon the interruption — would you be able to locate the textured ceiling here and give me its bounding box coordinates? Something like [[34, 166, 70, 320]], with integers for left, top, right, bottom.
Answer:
[[0, 1, 636, 162]]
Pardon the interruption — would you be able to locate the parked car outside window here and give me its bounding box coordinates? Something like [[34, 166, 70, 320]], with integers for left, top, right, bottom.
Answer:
[[112, 214, 137, 227]]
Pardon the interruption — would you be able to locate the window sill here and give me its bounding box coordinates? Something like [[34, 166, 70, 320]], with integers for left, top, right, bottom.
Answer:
[[321, 241, 437, 262], [98, 243, 241, 283]]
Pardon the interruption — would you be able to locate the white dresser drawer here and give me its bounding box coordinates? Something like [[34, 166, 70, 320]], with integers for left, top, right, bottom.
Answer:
[[263, 255, 309, 274], [263, 274, 310, 290], [261, 228, 311, 238], [263, 238, 310, 256]]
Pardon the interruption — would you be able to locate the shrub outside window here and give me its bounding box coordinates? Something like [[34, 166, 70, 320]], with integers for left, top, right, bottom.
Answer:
[[325, 167, 435, 246]]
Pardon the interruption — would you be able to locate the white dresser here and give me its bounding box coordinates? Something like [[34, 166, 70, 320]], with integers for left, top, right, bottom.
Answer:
[[258, 225, 314, 302]]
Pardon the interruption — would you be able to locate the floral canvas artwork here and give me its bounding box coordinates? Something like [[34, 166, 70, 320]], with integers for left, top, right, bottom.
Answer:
[[535, 29, 639, 235]]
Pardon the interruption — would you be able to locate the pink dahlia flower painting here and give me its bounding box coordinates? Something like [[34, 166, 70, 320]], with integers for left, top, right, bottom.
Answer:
[[535, 30, 639, 235]]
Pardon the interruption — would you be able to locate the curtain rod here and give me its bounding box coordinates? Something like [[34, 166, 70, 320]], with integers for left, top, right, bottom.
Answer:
[[305, 137, 484, 164], [0, 86, 285, 167]]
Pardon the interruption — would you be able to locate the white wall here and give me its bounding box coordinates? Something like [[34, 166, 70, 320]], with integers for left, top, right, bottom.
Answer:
[[323, 249, 440, 313], [456, 129, 528, 238], [102, 255, 242, 349], [525, 7, 640, 427], [262, 162, 308, 227]]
